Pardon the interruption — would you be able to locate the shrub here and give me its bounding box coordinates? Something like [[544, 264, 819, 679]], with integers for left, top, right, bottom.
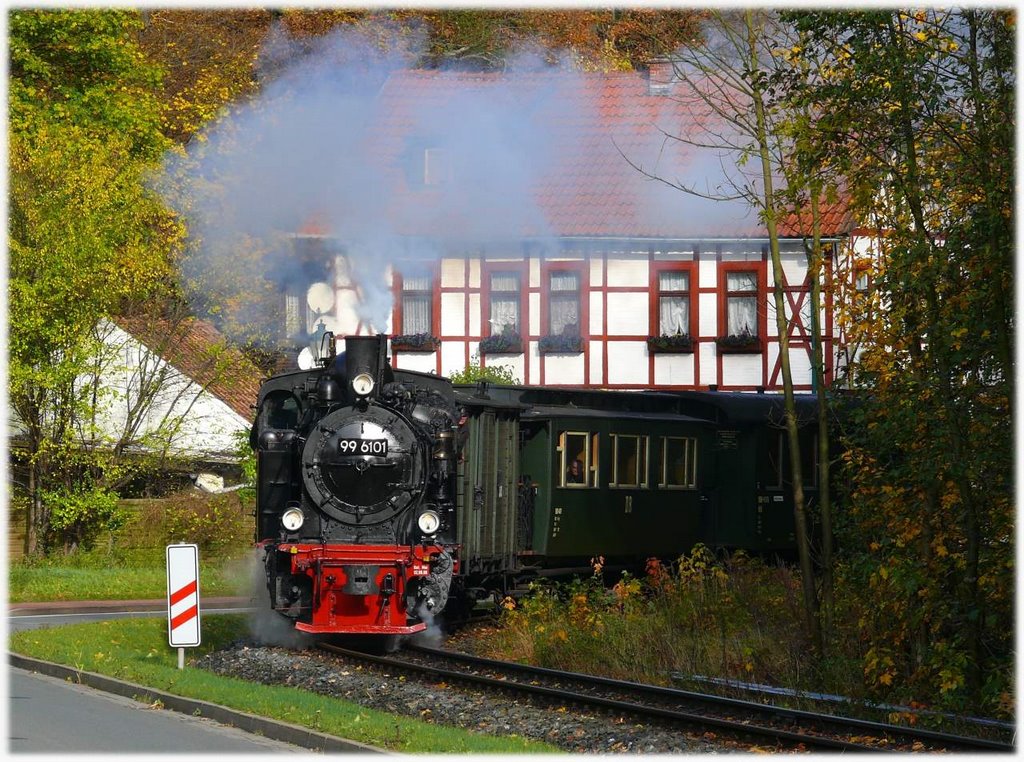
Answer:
[[164, 491, 251, 560], [41, 485, 127, 554]]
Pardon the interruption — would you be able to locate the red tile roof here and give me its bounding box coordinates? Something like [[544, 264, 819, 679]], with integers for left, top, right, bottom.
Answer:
[[330, 69, 851, 241], [114, 316, 261, 421]]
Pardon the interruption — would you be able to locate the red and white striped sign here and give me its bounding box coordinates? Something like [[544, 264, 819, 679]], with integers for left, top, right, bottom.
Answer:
[[166, 544, 201, 647]]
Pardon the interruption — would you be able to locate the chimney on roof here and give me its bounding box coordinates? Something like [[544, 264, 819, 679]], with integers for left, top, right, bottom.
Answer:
[[647, 58, 681, 96]]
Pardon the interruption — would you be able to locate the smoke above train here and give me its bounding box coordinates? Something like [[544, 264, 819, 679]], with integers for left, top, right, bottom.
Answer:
[[157, 18, 750, 340]]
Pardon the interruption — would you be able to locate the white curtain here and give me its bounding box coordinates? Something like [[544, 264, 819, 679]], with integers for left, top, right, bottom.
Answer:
[[727, 297, 757, 335], [550, 272, 579, 334], [490, 273, 519, 333], [726, 272, 757, 335], [659, 296, 689, 335], [402, 296, 430, 334], [658, 272, 689, 334]]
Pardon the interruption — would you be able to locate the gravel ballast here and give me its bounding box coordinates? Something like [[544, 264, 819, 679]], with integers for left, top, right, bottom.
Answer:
[[197, 643, 732, 753]]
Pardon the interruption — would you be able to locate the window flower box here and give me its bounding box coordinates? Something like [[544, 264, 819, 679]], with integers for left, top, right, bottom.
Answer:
[[647, 334, 693, 354], [538, 333, 583, 354], [390, 333, 439, 352], [715, 331, 761, 354], [479, 331, 523, 355]]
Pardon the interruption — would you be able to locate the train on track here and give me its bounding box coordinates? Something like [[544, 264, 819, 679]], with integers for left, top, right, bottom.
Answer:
[[251, 332, 820, 636]]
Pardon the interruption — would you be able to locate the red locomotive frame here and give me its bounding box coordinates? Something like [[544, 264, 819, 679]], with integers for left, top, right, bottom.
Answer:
[[269, 542, 460, 635]]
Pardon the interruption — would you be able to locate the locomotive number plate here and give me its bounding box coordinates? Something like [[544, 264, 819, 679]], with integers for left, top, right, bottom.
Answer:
[[339, 438, 388, 456]]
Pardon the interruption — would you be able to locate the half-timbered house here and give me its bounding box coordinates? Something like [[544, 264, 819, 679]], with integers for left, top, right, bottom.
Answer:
[[285, 64, 863, 392]]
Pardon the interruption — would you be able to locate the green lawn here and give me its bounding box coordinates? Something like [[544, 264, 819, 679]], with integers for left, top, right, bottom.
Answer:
[[9, 562, 248, 603], [9, 614, 558, 754]]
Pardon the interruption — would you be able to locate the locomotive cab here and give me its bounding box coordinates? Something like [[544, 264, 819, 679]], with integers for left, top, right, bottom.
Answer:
[[253, 334, 461, 635]]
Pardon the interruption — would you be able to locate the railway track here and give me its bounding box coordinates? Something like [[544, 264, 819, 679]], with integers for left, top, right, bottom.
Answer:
[[318, 641, 1013, 753]]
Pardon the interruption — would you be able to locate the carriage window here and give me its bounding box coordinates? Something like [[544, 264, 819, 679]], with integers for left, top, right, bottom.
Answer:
[[558, 431, 598, 488], [661, 436, 698, 489], [762, 431, 817, 489], [611, 435, 648, 488]]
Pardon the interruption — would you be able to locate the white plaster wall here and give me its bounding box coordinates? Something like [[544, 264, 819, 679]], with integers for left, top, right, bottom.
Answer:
[[698, 293, 718, 337], [780, 249, 807, 288], [720, 244, 763, 261], [654, 352, 696, 386], [699, 258, 717, 289], [92, 323, 250, 459], [699, 342, 717, 386], [392, 350, 436, 374], [654, 249, 693, 261], [468, 293, 481, 336], [588, 340, 603, 384], [485, 353, 524, 382], [606, 257, 648, 288], [529, 292, 541, 335], [528, 342, 541, 384], [441, 340, 467, 376], [468, 259, 481, 289], [787, 346, 814, 386], [529, 258, 540, 288], [589, 292, 603, 336], [589, 258, 604, 287], [606, 341, 649, 386], [440, 258, 465, 288], [544, 352, 585, 385], [722, 353, 762, 386], [606, 292, 648, 335], [440, 292, 465, 336]]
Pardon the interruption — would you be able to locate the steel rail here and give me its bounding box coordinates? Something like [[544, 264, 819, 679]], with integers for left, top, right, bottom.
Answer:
[[318, 642, 874, 752], [403, 644, 1013, 753]]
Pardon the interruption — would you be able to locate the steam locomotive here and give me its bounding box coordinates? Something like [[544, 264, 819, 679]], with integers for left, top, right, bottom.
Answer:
[[252, 332, 819, 636]]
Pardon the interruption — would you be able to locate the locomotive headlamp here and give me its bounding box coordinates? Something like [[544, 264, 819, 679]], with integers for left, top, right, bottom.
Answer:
[[351, 372, 375, 397], [417, 510, 441, 535], [281, 508, 305, 532]]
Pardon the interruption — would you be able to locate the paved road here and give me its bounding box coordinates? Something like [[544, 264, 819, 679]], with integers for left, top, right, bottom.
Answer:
[[10, 667, 306, 753]]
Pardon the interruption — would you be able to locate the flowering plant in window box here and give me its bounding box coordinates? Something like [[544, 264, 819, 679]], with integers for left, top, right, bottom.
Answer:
[[538, 333, 583, 354], [646, 333, 693, 354], [390, 333, 439, 352], [479, 330, 523, 354], [715, 329, 761, 353]]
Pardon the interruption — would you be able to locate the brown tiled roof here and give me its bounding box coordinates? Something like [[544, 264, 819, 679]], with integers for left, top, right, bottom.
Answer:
[[113, 316, 261, 421], [305, 69, 851, 240]]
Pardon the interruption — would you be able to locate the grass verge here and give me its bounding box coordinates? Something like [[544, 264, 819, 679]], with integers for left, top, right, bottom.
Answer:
[[9, 562, 248, 603], [9, 614, 558, 754]]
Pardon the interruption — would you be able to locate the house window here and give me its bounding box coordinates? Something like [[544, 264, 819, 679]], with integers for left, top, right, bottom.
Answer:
[[661, 436, 698, 488], [401, 274, 433, 335], [558, 431, 599, 488], [611, 434, 649, 488], [549, 271, 580, 335], [725, 271, 758, 336], [489, 272, 520, 335], [657, 271, 690, 336]]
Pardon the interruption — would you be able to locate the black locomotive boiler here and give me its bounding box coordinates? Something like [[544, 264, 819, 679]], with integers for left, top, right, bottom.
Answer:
[[251, 333, 821, 635], [253, 334, 461, 635]]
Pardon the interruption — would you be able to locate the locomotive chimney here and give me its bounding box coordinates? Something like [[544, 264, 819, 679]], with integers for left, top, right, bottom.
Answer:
[[344, 335, 387, 401]]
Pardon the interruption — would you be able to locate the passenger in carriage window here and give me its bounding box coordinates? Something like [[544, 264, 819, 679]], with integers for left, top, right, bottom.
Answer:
[[566, 458, 585, 484]]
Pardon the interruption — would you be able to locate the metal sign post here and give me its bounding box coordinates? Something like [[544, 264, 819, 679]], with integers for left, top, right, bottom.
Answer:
[[166, 544, 202, 668]]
